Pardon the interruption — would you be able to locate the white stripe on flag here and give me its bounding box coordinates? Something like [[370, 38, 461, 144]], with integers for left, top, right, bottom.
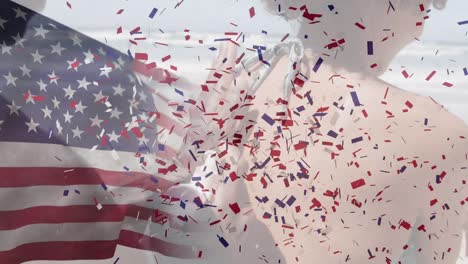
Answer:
[[0, 142, 188, 182], [0, 185, 160, 211], [0, 222, 122, 251]]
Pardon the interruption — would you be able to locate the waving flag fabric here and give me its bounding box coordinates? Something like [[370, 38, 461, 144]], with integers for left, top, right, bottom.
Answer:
[[0, 1, 201, 263]]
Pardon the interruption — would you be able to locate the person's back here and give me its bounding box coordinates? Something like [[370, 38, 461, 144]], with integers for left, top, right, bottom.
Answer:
[[224, 48, 468, 263]]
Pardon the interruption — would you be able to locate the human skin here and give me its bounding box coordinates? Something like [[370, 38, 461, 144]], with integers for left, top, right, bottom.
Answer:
[[179, 0, 467, 263], [219, 51, 468, 263]]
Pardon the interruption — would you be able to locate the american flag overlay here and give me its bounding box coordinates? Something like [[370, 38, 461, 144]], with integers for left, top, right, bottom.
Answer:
[[0, 1, 203, 263], [2, 1, 467, 264]]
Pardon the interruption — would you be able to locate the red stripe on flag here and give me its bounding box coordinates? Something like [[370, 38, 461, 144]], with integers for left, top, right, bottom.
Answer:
[[0, 204, 176, 230], [0, 167, 175, 189], [0, 231, 198, 263], [0, 240, 118, 264]]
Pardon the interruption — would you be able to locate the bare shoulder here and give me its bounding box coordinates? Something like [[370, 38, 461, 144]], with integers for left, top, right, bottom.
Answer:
[[380, 82, 468, 161]]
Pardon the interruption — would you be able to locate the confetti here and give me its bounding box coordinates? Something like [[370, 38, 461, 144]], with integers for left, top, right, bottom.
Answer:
[[367, 41, 374, 55], [425, 70, 437, 81], [249, 7, 256, 18], [149, 8, 158, 19], [312, 57, 324, 72]]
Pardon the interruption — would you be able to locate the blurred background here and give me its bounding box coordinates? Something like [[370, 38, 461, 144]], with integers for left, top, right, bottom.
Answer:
[[15, 0, 468, 123], [13, 0, 467, 263]]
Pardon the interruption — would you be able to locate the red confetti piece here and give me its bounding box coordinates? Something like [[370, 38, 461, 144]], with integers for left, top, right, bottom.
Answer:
[[350, 178, 366, 189], [355, 22, 366, 30], [425, 70, 436, 81], [161, 55, 171, 62], [310, 198, 322, 209], [135, 53, 148, 61], [130, 127, 143, 138], [405, 100, 413, 109], [402, 70, 409, 79], [249, 7, 255, 18], [229, 203, 240, 214]]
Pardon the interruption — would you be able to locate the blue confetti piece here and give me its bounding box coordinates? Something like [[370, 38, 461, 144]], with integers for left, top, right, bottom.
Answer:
[[457, 20, 468, 25], [123, 166, 130, 171], [327, 130, 338, 138], [276, 125, 282, 134], [63, 190, 69, 196], [351, 136, 363, 143], [463, 67, 468, 76], [297, 161, 306, 171], [255, 157, 271, 169], [158, 144, 165, 151], [253, 45, 267, 50], [193, 197, 204, 208], [217, 235, 229, 248], [192, 176, 202, 181], [286, 196, 296, 206], [296, 105, 305, 112], [149, 8, 158, 19], [126, 50, 133, 60], [305, 91, 314, 105], [113, 257, 120, 264], [262, 196, 269, 203], [367, 41, 374, 55], [101, 183, 108, 191], [312, 57, 323, 72], [260, 59, 271, 66], [214, 38, 231, 42], [400, 165, 407, 173], [175, 88, 184, 96], [255, 196, 263, 203], [180, 201, 186, 209], [209, 47, 217, 51], [350, 91, 361, 106], [328, 4, 335, 11], [150, 176, 159, 184], [138, 144, 150, 153], [261, 113, 275, 126], [275, 199, 286, 208]]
